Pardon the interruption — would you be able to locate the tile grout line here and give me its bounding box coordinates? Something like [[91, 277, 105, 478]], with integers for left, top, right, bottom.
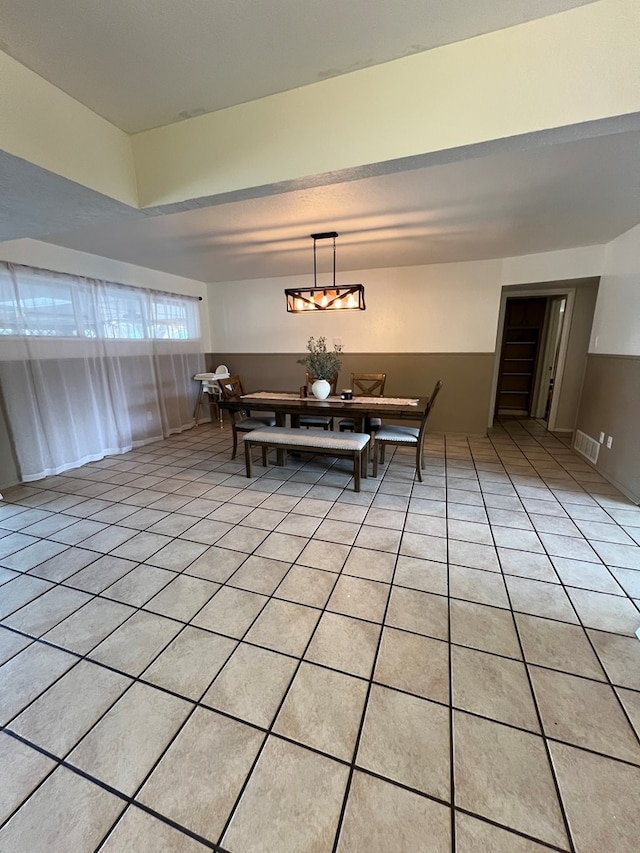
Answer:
[[486, 427, 581, 853], [1, 424, 640, 850]]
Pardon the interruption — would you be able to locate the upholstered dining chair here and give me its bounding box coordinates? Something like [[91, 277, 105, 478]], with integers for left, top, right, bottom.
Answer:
[[298, 372, 339, 430], [372, 380, 443, 482], [217, 375, 276, 458], [338, 372, 387, 434]]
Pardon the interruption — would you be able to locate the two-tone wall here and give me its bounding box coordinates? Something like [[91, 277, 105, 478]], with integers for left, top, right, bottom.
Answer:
[[576, 224, 640, 502], [3, 236, 637, 503], [206, 247, 608, 439], [207, 259, 505, 435]]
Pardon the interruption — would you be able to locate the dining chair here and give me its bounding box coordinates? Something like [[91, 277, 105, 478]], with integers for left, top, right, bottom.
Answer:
[[338, 372, 387, 434], [372, 380, 443, 482], [217, 375, 276, 458], [298, 372, 339, 430]]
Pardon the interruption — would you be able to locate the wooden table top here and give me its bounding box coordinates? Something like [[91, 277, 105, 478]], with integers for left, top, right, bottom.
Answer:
[[220, 391, 427, 421]]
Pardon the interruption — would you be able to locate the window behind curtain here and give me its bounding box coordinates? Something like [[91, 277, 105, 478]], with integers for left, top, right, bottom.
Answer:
[[0, 263, 206, 482], [0, 271, 200, 340]]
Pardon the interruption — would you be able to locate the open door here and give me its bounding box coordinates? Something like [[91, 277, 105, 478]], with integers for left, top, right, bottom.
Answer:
[[535, 296, 567, 422]]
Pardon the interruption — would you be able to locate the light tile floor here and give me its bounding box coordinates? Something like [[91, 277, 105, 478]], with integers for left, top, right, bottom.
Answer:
[[1, 417, 639, 852]]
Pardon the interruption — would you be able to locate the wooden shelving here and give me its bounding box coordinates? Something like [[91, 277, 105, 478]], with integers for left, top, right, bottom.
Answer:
[[495, 298, 547, 416]]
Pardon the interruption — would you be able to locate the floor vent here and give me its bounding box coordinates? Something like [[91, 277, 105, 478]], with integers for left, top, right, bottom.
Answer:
[[574, 430, 600, 464]]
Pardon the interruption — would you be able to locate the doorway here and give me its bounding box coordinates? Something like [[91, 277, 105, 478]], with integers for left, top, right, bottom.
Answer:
[[490, 278, 599, 434], [494, 297, 547, 418]]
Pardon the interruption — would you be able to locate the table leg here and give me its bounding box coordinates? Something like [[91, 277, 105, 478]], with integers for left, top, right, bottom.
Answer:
[[274, 412, 287, 465]]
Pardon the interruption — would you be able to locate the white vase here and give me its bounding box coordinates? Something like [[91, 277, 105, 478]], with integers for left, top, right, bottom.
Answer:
[[311, 379, 331, 399]]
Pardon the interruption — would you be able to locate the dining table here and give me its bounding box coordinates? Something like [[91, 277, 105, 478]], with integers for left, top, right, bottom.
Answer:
[[219, 390, 428, 433]]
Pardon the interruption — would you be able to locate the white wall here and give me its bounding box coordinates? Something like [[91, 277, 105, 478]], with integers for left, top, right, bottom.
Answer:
[[0, 239, 212, 350], [208, 260, 504, 353], [589, 224, 640, 356], [207, 248, 612, 355], [501, 245, 605, 287]]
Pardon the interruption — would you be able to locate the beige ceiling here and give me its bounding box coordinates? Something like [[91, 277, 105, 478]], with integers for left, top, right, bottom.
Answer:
[[0, 0, 596, 133], [2, 0, 639, 284], [33, 127, 640, 282]]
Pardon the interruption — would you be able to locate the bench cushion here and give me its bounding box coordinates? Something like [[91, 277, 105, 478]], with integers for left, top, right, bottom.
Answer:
[[244, 426, 369, 451]]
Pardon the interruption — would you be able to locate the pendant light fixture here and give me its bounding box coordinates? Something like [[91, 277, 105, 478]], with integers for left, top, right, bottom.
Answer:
[[285, 232, 366, 312]]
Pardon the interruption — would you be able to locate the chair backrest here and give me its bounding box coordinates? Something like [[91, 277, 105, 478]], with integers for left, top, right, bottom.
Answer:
[[305, 372, 339, 395], [418, 380, 443, 442], [426, 379, 443, 413], [350, 373, 386, 396], [217, 375, 248, 421], [218, 375, 244, 399]]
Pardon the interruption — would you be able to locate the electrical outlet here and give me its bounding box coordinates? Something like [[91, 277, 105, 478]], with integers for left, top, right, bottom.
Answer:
[[606, 435, 613, 449], [146, 411, 154, 422], [599, 432, 605, 444]]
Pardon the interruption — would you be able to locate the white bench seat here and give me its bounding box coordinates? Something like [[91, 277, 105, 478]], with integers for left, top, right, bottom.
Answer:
[[243, 427, 370, 491]]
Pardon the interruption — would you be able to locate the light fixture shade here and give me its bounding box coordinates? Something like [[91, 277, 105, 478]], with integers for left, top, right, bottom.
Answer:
[[285, 231, 366, 312], [285, 283, 365, 312]]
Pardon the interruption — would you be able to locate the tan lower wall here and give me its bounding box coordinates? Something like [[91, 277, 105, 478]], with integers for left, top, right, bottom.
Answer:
[[207, 352, 496, 435], [0, 384, 20, 490], [576, 354, 640, 503]]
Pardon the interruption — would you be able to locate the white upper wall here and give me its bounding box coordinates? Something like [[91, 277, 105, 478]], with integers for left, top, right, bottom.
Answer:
[[209, 259, 505, 354], [501, 245, 605, 286], [207, 245, 611, 354], [590, 223, 640, 356], [0, 237, 631, 361]]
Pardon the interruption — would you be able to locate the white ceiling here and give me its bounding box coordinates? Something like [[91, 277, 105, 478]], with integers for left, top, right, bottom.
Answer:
[[2, 0, 639, 285]]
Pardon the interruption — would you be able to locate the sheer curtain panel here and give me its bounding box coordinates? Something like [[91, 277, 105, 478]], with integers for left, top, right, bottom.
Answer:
[[0, 263, 205, 481]]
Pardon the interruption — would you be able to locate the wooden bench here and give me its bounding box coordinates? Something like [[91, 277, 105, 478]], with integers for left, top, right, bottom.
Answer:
[[243, 427, 371, 492]]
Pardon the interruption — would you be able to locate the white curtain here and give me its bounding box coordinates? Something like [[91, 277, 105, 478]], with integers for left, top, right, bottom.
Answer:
[[0, 263, 205, 481]]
